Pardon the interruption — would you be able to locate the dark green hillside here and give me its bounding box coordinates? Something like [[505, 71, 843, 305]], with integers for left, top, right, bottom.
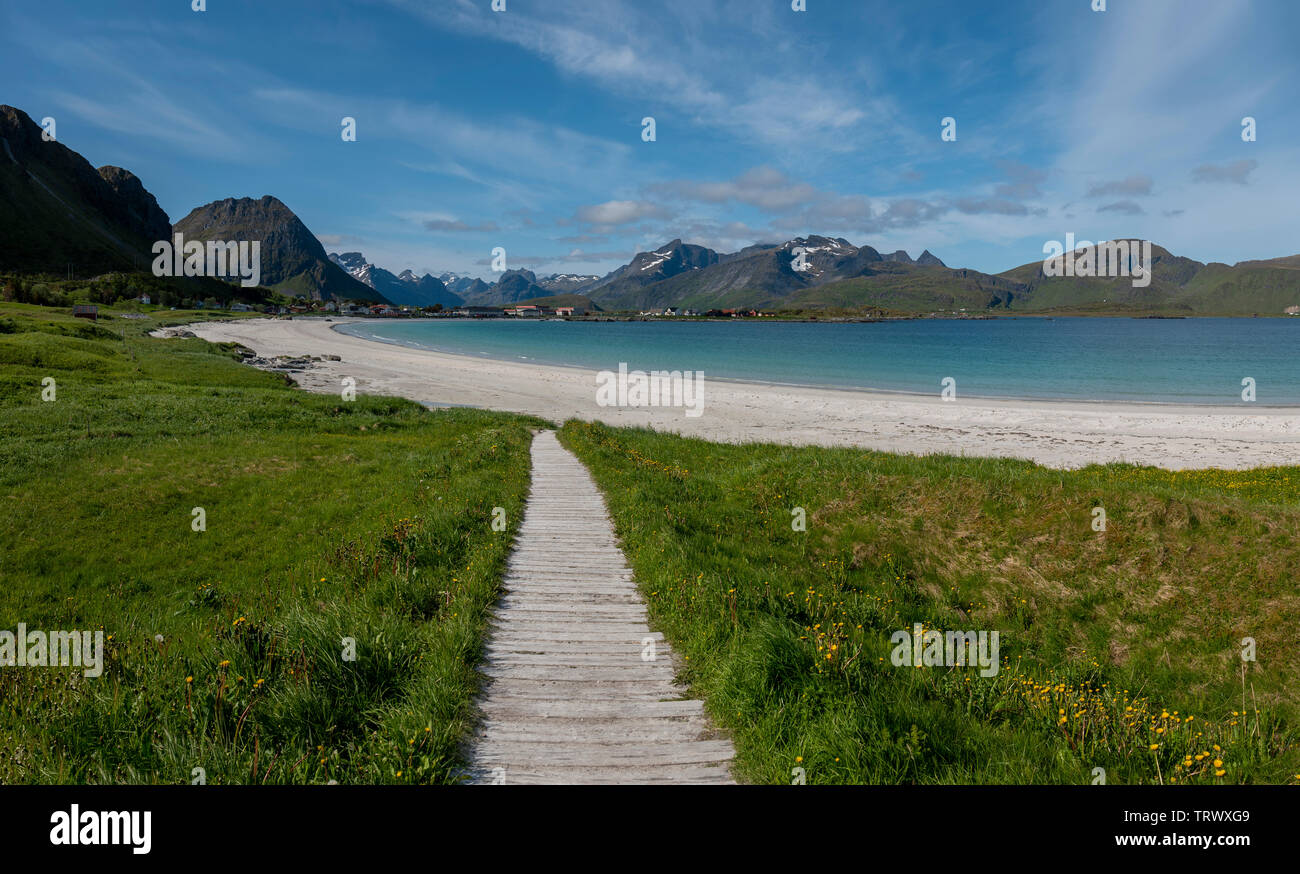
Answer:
[[788, 267, 1027, 312], [0, 106, 170, 275]]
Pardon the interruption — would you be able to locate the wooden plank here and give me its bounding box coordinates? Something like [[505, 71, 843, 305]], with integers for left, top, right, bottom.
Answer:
[[474, 740, 736, 767], [461, 765, 734, 785], [477, 700, 705, 719], [467, 431, 734, 784], [487, 631, 664, 643]]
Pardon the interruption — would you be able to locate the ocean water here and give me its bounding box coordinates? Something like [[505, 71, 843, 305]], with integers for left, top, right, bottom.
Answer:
[[336, 317, 1300, 405]]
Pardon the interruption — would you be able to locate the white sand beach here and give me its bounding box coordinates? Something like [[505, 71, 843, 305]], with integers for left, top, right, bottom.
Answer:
[[180, 317, 1300, 471]]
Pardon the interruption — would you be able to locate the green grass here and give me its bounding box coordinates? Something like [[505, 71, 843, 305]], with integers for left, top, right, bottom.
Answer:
[[559, 421, 1300, 785], [5, 300, 1297, 786], [0, 303, 547, 783]]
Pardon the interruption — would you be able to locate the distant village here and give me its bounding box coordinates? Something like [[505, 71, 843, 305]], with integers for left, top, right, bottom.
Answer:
[[96, 293, 1300, 324], [131, 292, 780, 319]]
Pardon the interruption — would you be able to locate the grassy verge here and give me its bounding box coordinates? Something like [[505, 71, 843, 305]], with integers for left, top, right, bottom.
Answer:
[[0, 303, 546, 784], [559, 420, 1300, 784]]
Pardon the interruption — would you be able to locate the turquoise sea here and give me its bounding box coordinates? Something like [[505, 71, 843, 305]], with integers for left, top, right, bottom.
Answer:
[[336, 317, 1300, 405]]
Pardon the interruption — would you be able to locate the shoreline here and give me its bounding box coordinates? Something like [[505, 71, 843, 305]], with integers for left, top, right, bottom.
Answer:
[[179, 317, 1300, 471], [333, 319, 1300, 410]]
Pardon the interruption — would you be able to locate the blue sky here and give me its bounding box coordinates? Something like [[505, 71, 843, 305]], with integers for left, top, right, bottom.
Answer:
[[4, 0, 1298, 278]]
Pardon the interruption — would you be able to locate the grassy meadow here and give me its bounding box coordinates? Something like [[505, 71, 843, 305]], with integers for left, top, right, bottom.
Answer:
[[559, 421, 1300, 784], [3, 299, 1297, 786], [0, 302, 545, 783]]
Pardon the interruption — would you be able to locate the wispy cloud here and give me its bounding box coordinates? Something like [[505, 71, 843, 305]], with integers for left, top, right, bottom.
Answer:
[[253, 87, 631, 203], [1097, 200, 1145, 216], [993, 162, 1048, 200], [1015, 0, 1297, 264], [10, 14, 272, 163], [381, 0, 907, 153], [953, 198, 1031, 216], [1086, 175, 1154, 198], [423, 219, 501, 233], [1191, 159, 1258, 185]]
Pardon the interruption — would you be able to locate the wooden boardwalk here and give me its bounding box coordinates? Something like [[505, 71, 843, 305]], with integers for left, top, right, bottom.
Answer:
[[467, 430, 734, 784]]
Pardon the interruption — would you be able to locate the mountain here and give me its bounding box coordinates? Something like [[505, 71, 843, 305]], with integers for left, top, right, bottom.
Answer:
[[438, 237, 1300, 315], [0, 104, 171, 274], [344, 236, 1300, 315], [584, 235, 974, 311], [590, 239, 720, 298], [341, 234, 1300, 315], [5, 96, 1294, 316], [397, 272, 461, 307], [573, 234, 1300, 315], [783, 264, 1028, 311], [461, 269, 552, 306], [996, 242, 1300, 314], [537, 273, 601, 293], [441, 267, 604, 306], [173, 196, 383, 302], [97, 166, 172, 249], [438, 273, 490, 296], [598, 245, 800, 310], [329, 252, 463, 307], [460, 278, 492, 298], [331, 251, 369, 277]]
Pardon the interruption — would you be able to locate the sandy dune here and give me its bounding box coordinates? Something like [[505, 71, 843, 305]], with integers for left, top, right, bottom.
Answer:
[[181, 317, 1300, 471]]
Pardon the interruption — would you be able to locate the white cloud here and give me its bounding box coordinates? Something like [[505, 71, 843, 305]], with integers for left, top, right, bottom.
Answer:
[[382, 0, 903, 152], [574, 200, 668, 225], [649, 166, 823, 213]]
